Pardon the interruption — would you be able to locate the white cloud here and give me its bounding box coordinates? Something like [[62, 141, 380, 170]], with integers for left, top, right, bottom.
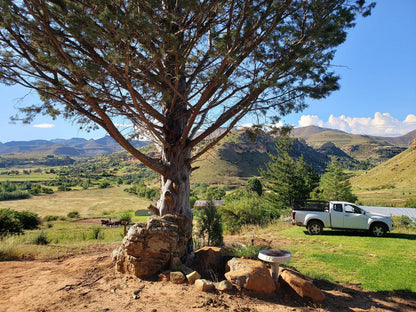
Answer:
[[33, 123, 55, 129], [115, 123, 133, 128], [298, 113, 416, 136]]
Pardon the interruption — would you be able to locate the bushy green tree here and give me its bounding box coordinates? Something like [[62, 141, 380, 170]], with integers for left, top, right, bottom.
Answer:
[[0, 208, 41, 233], [0, 0, 373, 257], [312, 157, 357, 202], [0, 209, 22, 234], [246, 178, 263, 196], [205, 186, 226, 200], [260, 137, 319, 209], [219, 190, 276, 233]]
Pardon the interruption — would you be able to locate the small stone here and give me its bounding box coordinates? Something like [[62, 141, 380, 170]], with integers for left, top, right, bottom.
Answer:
[[170, 271, 186, 284], [214, 280, 233, 291], [186, 271, 201, 285], [158, 270, 171, 282], [194, 279, 215, 292]]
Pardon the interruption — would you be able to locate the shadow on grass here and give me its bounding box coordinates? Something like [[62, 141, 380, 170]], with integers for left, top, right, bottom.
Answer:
[[302, 230, 416, 240]]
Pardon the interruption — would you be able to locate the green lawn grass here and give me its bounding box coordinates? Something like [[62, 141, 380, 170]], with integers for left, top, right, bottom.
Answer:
[[271, 226, 416, 292]]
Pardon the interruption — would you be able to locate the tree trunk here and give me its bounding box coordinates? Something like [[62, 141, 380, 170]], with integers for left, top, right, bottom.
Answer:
[[157, 145, 193, 220]]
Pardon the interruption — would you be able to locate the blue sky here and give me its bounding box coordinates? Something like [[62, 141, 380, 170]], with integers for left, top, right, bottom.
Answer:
[[1, 1, 415, 142]]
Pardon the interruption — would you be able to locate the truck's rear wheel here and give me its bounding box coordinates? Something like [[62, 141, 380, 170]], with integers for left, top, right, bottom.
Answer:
[[307, 220, 323, 235], [370, 223, 386, 237]]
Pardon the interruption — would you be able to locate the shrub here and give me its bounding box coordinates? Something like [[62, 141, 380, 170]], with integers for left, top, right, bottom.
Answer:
[[57, 185, 71, 191], [205, 186, 226, 200], [220, 194, 277, 233], [0, 209, 40, 233], [0, 191, 30, 201], [15, 211, 41, 230], [98, 181, 111, 189], [0, 209, 23, 234], [392, 215, 414, 228], [32, 231, 50, 245], [246, 177, 263, 196], [67, 211, 80, 219], [194, 202, 223, 246], [43, 215, 59, 222], [90, 226, 104, 240], [405, 196, 416, 208], [118, 211, 132, 223], [231, 245, 265, 260]]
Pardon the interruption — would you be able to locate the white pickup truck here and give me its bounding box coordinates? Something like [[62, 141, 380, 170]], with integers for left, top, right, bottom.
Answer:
[[291, 200, 394, 237]]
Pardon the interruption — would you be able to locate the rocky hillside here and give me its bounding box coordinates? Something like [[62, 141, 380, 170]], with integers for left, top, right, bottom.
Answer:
[[292, 125, 411, 164]]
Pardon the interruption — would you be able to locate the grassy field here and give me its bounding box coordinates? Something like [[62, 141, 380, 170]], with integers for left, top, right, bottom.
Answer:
[[0, 186, 151, 260], [0, 186, 151, 218]]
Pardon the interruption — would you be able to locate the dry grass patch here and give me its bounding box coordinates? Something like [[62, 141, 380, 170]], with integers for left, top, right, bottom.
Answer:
[[0, 186, 151, 218]]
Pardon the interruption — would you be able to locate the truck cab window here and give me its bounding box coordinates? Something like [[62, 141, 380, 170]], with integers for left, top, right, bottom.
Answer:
[[345, 205, 354, 213], [333, 204, 342, 212]]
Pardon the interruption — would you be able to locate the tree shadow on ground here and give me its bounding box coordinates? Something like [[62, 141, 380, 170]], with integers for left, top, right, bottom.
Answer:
[[236, 278, 416, 312]]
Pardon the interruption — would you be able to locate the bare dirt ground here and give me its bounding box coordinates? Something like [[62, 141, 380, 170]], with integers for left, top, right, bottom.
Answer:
[[1, 246, 415, 312]]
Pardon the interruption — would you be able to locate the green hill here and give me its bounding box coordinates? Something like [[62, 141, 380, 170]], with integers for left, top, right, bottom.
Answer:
[[350, 147, 416, 207], [292, 125, 407, 164], [190, 130, 342, 185]]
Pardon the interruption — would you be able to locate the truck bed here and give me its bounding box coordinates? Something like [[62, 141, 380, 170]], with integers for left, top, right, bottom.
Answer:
[[291, 200, 329, 212]]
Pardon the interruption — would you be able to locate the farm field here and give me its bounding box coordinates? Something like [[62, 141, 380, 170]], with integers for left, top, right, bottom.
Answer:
[[0, 186, 150, 218]]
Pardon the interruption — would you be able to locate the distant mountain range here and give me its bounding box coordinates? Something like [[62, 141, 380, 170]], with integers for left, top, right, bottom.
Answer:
[[292, 125, 415, 164], [1, 126, 415, 172], [0, 136, 150, 157], [190, 126, 416, 184], [292, 125, 416, 148]]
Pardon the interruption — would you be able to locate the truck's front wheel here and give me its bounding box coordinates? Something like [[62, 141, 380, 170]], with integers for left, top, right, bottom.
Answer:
[[307, 220, 323, 235], [370, 223, 387, 237]]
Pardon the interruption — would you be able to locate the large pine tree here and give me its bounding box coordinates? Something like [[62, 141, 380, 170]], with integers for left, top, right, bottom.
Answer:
[[1, 0, 373, 256], [260, 136, 319, 209], [314, 157, 358, 202]]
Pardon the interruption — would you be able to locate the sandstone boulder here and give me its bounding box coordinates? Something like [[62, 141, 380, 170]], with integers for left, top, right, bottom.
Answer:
[[279, 269, 325, 303], [225, 258, 276, 294], [112, 214, 192, 278]]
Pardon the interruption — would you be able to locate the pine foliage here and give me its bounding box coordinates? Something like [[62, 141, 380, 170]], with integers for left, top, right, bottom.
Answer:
[[260, 136, 319, 208]]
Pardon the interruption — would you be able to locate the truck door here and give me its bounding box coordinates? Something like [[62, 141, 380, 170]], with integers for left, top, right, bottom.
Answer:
[[330, 203, 344, 228], [343, 204, 368, 229]]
